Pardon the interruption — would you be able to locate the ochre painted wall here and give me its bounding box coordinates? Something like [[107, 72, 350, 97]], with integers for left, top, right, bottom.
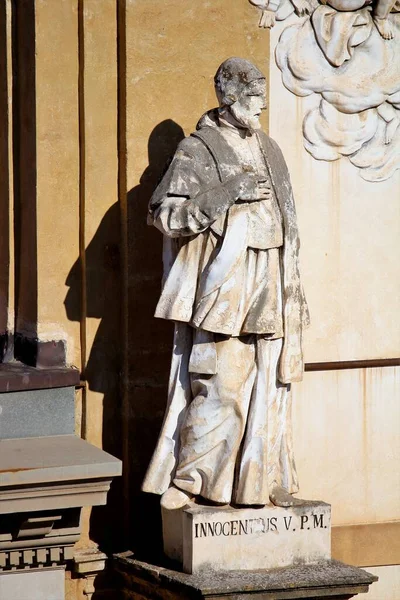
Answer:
[[34, 0, 81, 363]]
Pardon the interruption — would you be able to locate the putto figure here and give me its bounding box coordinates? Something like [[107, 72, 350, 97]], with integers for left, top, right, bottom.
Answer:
[[142, 58, 309, 511]]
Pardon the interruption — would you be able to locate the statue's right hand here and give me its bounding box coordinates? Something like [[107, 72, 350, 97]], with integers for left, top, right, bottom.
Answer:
[[237, 176, 272, 202], [225, 172, 258, 202], [237, 172, 260, 202], [257, 180, 272, 200]]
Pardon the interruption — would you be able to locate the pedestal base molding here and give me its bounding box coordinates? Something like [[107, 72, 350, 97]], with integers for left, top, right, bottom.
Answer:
[[114, 553, 378, 600]]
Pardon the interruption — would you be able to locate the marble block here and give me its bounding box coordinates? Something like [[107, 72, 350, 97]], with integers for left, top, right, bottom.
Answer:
[[0, 386, 74, 440], [0, 567, 65, 600], [162, 501, 331, 574]]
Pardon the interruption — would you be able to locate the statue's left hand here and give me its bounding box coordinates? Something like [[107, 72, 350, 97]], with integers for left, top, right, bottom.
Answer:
[[278, 345, 304, 384]]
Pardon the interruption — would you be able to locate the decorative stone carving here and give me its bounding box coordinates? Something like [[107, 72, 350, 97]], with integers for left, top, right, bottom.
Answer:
[[0, 380, 122, 579], [143, 58, 309, 520], [250, 0, 316, 29], [0, 545, 74, 571], [73, 549, 108, 600], [250, 0, 400, 181]]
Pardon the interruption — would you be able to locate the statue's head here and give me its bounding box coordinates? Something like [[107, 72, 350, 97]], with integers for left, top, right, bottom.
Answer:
[[214, 57, 267, 130]]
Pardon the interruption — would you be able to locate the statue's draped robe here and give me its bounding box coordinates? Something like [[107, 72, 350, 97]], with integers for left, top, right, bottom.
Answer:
[[142, 111, 309, 505], [311, 1, 400, 68]]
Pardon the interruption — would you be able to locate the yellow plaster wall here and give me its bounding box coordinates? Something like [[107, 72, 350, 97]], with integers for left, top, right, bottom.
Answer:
[[35, 0, 81, 366], [126, 0, 269, 190], [76, 0, 123, 563], [80, 0, 119, 450]]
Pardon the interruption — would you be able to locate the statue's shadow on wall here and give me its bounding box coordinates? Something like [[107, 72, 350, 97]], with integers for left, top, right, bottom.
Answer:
[[64, 120, 185, 560]]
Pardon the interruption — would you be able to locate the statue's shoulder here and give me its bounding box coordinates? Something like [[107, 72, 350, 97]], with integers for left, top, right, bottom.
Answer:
[[172, 129, 224, 175], [174, 134, 212, 161]]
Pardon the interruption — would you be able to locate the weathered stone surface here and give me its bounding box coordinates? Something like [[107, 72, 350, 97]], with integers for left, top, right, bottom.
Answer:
[[73, 548, 108, 575], [114, 553, 378, 599], [142, 58, 309, 517], [163, 501, 331, 574], [0, 364, 80, 393]]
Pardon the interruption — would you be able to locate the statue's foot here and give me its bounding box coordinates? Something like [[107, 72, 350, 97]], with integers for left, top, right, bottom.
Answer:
[[199, 496, 229, 507], [161, 486, 193, 510], [270, 485, 304, 507], [373, 17, 394, 40]]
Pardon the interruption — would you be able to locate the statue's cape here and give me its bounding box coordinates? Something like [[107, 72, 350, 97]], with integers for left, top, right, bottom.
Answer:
[[311, 5, 373, 67]]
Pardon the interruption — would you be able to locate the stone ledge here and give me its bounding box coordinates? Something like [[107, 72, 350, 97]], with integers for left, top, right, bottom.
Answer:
[[114, 553, 378, 600], [0, 363, 80, 393], [0, 435, 122, 513]]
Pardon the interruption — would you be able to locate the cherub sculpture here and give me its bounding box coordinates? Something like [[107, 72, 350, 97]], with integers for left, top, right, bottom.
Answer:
[[320, 0, 399, 39], [250, 0, 399, 38]]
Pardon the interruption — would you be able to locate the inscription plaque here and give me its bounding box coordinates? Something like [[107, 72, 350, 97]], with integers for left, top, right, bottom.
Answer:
[[162, 501, 331, 574]]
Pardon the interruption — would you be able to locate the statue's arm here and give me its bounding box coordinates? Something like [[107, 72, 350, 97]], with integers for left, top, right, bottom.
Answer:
[[149, 137, 256, 238]]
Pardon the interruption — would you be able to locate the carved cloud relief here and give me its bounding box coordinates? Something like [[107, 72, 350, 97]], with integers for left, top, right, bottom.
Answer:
[[250, 0, 400, 181]]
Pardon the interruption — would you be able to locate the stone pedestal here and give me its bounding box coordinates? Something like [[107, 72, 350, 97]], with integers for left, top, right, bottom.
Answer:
[[163, 501, 331, 574], [114, 552, 378, 600], [0, 367, 122, 598]]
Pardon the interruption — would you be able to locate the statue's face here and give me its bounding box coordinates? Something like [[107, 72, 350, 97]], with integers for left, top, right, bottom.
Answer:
[[229, 79, 267, 130]]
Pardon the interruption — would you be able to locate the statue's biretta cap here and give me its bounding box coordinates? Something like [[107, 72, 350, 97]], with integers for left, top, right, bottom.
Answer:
[[214, 57, 265, 107]]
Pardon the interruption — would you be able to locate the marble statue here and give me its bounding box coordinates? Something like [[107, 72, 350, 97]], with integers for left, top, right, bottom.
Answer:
[[142, 58, 309, 511], [250, 0, 400, 182], [250, 0, 399, 37]]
